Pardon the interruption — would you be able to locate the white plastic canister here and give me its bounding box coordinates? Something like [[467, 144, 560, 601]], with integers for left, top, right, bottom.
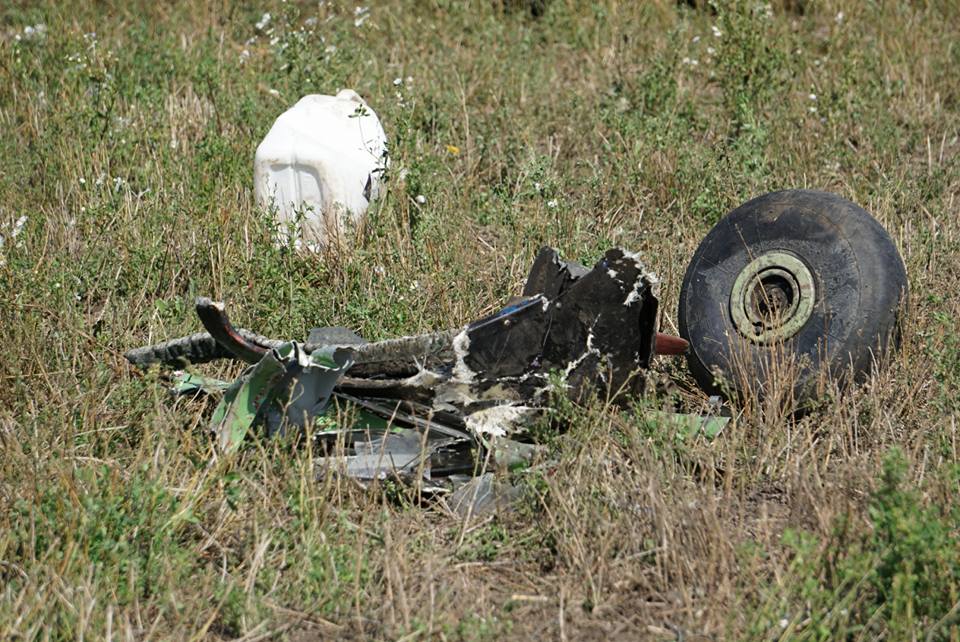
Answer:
[[254, 90, 388, 249]]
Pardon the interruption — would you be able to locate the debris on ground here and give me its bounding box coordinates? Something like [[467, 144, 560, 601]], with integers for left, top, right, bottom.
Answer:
[[127, 247, 722, 512]]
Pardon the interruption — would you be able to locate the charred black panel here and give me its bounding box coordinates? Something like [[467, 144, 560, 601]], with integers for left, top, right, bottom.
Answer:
[[462, 297, 548, 378], [522, 246, 590, 300], [465, 248, 658, 401]]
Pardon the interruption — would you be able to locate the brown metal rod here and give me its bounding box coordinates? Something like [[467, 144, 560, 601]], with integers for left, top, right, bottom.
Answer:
[[654, 332, 688, 356], [195, 297, 270, 363]]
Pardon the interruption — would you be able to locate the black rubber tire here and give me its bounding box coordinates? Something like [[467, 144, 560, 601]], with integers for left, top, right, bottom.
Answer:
[[678, 189, 908, 403]]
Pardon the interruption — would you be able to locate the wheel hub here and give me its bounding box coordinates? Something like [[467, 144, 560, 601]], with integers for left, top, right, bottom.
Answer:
[[730, 251, 815, 344]]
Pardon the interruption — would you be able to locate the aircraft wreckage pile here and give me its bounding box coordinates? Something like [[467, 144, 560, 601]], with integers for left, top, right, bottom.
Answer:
[[126, 247, 702, 501]]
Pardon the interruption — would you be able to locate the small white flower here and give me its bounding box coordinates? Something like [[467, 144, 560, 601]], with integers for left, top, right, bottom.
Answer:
[[22, 23, 47, 41], [415, 194, 426, 204], [706, 46, 716, 56], [374, 265, 386, 276], [255, 13, 271, 32], [814, 58, 822, 67], [835, 11, 844, 24], [240, 49, 250, 63], [711, 24, 722, 38], [546, 199, 558, 209], [78, 177, 86, 185], [325, 45, 337, 54], [682, 57, 698, 66], [268, 88, 280, 97], [808, 93, 817, 101], [354, 6, 370, 27], [808, 106, 817, 113], [11, 216, 27, 239], [406, 76, 413, 84], [779, 618, 789, 629], [692, 35, 700, 43], [393, 77, 403, 86]]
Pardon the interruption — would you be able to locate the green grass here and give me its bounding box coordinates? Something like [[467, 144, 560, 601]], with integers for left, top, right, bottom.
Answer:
[[2, 0, 960, 638]]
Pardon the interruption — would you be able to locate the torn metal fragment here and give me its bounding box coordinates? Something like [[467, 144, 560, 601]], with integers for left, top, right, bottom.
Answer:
[[315, 425, 476, 482], [651, 412, 729, 441], [211, 341, 353, 454], [447, 473, 523, 519], [521, 246, 590, 299], [170, 371, 231, 396]]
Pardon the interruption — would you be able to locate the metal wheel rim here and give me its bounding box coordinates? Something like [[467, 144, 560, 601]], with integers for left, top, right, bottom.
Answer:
[[730, 251, 816, 344]]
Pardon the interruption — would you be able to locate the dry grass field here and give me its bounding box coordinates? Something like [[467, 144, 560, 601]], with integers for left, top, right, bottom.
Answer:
[[2, 0, 960, 639]]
